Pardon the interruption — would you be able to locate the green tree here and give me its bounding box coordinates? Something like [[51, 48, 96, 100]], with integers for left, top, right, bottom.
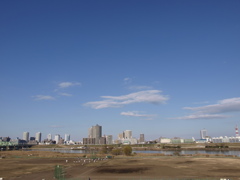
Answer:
[[123, 146, 132, 156], [111, 148, 122, 155]]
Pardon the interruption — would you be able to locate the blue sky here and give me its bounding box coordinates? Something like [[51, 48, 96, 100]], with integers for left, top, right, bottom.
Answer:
[[1, 0, 240, 141]]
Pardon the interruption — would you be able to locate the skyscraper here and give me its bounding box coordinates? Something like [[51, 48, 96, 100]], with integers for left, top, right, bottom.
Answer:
[[106, 135, 113, 145], [124, 130, 132, 139], [139, 133, 145, 143], [23, 132, 29, 142], [47, 134, 52, 141], [55, 134, 60, 144], [200, 129, 207, 139], [65, 134, 70, 141], [88, 124, 102, 144], [35, 132, 42, 142]]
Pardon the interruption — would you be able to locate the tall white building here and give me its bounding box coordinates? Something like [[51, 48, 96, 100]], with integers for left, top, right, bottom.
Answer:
[[139, 134, 145, 143], [35, 132, 42, 142], [124, 130, 132, 139], [106, 135, 113, 145], [47, 134, 52, 141], [65, 134, 70, 141], [23, 132, 29, 142], [55, 134, 60, 144], [200, 129, 207, 139]]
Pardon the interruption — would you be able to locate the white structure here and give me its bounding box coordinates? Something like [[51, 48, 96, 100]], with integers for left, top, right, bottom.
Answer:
[[55, 134, 60, 144], [117, 130, 137, 144], [23, 132, 29, 142], [212, 136, 240, 143], [106, 135, 113, 145], [122, 138, 138, 145], [47, 134, 52, 141], [200, 129, 207, 139], [65, 134, 70, 141], [124, 130, 132, 139], [159, 138, 171, 144], [35, 132, 42, 142], [139, 134, 145, 143]]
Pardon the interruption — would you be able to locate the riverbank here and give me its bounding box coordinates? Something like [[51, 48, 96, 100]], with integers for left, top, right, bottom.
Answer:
[[1, 151, 240, 180]]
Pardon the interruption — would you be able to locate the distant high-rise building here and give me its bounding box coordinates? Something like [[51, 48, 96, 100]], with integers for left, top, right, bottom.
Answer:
[[65, 134, 70, 141], [88, 127, 93, 138], [118, 133, 124, 139], [36, 132, 42, 142], [139, 134, 145, 143], [200, 129, 207, 139], [89, 124, 102, 144], [47, 134, 52, 141], [55, 134, 60, 144], [23, 132, 29, 142], [106, 135, 113, 145], [124, 130, 132, 139]]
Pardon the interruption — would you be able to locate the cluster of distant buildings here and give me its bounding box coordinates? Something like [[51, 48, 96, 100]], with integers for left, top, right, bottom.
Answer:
[[194, 127, 240, 143], [0, 132, 76, 145], [82, 124, 145, 145], [22, 132, 75, 145], [1, 125, 240, 146]]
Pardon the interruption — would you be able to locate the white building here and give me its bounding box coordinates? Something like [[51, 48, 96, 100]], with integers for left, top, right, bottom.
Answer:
[[200, 129, 207, 139], [47, 134, 52, 141], [106, 135, 113, 145], [139, 134, 145, 143], [159, 138, 171, 144], [35, 132, 42, 142], [65, 134, 70, 142], [23, 132, 29, 142], [124, 130, 132, 139], [55, 134, 60, 144]]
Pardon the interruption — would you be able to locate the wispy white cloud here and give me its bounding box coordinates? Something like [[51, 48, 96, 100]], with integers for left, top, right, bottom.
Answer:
[[184, 97, 240, 114], [173, 97, 240, 120], [84, 90, 169, 109], [59, 93, 72, 97], [121, 111, 156, 118], [58, 82, 81, 88], [123, 77, 132, 84], [33, 95, 55, 101], [174, 114, 229, 120]]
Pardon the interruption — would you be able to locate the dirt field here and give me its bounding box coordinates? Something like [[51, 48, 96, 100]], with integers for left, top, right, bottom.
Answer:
[[1, 151, 240, 180]]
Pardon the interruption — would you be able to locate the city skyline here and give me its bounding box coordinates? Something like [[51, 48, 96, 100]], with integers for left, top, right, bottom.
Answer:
[[1, 1, 240, 141]]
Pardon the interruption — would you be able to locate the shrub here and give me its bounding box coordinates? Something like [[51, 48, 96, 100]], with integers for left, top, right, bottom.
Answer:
[[111, 148, 122, 155], [123, 146, 132, 156]]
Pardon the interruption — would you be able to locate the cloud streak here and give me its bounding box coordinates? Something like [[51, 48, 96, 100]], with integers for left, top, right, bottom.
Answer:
[[184, 97, 240, 114], [33, 95, 55, 101], [174, 114, 229, 120], [174, 97, 240, 120], [84, 90, 169, 109], [58, 82, 81, 88], [59, 93, 72, 97], [121, 111, 156, 118]]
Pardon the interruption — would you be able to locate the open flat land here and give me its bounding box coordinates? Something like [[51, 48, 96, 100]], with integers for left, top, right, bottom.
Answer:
[[1, 151, 240, 180]]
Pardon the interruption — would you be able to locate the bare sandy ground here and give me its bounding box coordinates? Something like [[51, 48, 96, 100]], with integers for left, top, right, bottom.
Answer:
[[1, 151, 240, 180]]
